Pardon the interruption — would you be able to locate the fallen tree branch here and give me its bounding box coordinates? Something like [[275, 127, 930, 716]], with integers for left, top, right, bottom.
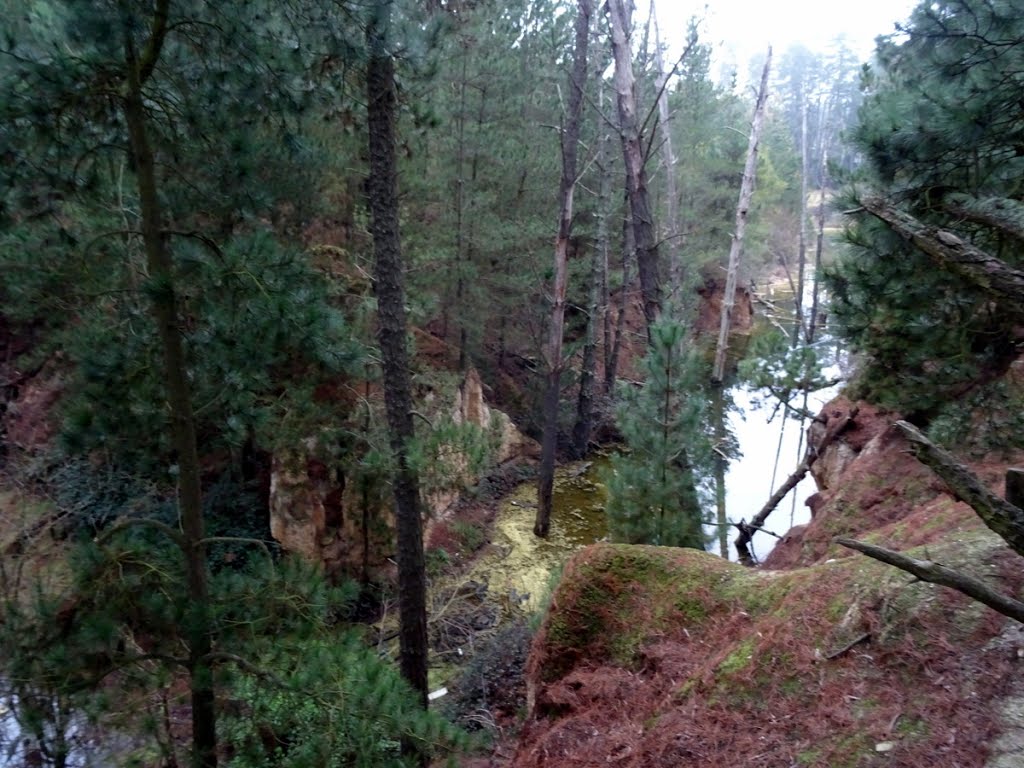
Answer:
[[835, 537, 1024, 625], [824, 631, 871, 660], [861, 195, 1024, 312], [735, 406, 859, 565], [894, 420, 1024, 557]]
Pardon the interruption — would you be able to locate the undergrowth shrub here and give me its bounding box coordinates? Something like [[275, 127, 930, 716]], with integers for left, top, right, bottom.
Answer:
[[441, 619, 533, 733], [222, 635, 471, 768], [2, 534, 470, 768]]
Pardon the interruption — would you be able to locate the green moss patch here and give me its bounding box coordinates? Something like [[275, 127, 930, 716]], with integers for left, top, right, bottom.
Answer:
[[524, 538, 1018, 767]]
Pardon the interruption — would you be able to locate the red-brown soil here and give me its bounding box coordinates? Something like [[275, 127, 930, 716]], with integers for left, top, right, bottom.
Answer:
[[497, 397, 1024, 768]]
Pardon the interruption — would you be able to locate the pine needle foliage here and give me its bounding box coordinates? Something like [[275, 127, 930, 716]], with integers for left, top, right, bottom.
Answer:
[[605, 318, 710, 549], [2, 535, 471, 767], [828, 0, 1024, 424]]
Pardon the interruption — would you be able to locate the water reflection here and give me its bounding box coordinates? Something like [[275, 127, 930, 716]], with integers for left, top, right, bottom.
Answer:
[[719, 277, 842, 562]]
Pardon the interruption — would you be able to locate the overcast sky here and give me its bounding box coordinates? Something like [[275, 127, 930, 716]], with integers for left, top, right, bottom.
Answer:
[[655, 0, 919, 78]]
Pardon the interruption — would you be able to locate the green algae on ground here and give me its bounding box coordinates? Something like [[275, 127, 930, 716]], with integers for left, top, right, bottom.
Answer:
[[459, 456, 611, 613]]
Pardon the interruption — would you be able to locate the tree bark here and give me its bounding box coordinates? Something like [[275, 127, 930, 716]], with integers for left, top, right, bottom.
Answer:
[[607, 0, 661, 337], [806, 99, 830, 345], [574, 78, 609, 458], [651, 4, 682, 297], [365, 1, 429, 709], [1006, 468, 1024, 511], [835, 537, 1024, 625], [860, 196, 1024, 312], [120, 6, 217, 766], [605, 198, 634, 395], [793, 100, 808, 345], [536, 0, 591, 538], [893, 420, 1024, 557], [941, 194, 1024, 244], [711, 386, 729, 558], [712, 47, 771, 383]]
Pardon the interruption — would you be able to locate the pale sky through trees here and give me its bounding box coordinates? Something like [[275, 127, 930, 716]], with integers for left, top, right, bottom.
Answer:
[[657, 0, 918, 77]]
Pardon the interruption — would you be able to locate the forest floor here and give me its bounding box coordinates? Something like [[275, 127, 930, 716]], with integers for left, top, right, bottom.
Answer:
[[460, 398, 1024, 768]]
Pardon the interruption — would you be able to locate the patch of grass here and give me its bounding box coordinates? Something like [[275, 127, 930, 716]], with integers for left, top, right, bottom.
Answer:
[[896, 716, 929, 738], [717, 637, 755, 677], [451, 520, 486, 553], [426, 547, 451, 578], [796, 748, 820, 765]]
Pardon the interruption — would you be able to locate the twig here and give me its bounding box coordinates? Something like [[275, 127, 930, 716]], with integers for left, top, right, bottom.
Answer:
[[824, 631, 871, 660]]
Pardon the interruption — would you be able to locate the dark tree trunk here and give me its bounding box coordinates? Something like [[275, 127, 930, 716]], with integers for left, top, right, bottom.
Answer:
[[607, 0, 661, 338], [606, 200, 634, 396], [535, 0, 591, 538], [711, 386, 729, 559], [794, 101, 808, 345], [365, 1, 429, 708], [121, 6, 217, 766], [572, 219, 604, 457], [574, 77, 611, 457], [806, 100, 830, 345]]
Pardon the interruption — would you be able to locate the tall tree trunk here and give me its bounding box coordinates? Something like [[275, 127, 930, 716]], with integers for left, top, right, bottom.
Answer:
[[120, 6, 217, 767], [607, 0, 661, 338], [711, 386, 729, 558], [652, 4, 682, 297], [365, 1, 429, 709], [536, 0, 591, 538], [573, 79, 610, 458], [793, 100, 808, 345], [712, 48, 772, 383], [453, 46, 469, 369], [806, 100, 830, 345], [606, 199, 634, 395]]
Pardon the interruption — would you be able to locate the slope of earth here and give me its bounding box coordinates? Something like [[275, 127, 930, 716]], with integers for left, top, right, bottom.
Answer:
[[511, 404, 1024, 767]]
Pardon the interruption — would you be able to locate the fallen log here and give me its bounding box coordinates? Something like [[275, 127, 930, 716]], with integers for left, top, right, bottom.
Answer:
[[894, 420, 1024, 557]]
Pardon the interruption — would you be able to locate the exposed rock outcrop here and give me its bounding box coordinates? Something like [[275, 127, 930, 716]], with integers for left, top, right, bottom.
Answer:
[[2, 360, 64, 454], [455, 368, 539, 466], [268, 368, 537, 574]]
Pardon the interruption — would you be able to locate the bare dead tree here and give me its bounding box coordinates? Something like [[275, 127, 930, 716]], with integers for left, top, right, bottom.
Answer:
[[712, 47, 772, 383]]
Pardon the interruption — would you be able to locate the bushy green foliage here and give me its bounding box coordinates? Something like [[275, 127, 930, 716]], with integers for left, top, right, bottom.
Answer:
[[2, 537, 470, 767], [738, 328, 834, 412], [828, 0, 1024, 421], [410, 412, 499, 511], [0, 0, 367, 480], [927, 378, 1024, 458], [605, 319, 710, 548], [221, 634, 469, 768]]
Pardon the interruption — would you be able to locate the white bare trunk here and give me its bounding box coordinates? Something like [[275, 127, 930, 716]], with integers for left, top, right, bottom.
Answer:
[[652, 3, 681, 296], [712, 47, 772, 383]]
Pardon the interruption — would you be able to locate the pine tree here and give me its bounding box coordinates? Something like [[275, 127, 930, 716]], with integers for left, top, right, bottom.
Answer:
[[829, 0, 1024, 425], [606, 318, 709, 548], [364, 0, 430, 720], [0, 4, 365, 764]]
